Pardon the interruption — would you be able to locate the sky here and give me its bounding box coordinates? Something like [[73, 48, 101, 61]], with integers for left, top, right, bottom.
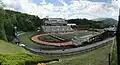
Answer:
[[1, 0, 120, 20]]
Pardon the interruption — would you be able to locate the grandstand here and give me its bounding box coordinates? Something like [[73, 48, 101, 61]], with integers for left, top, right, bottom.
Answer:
[[42, 18, 73, 33], [72, 34, 93, 46]]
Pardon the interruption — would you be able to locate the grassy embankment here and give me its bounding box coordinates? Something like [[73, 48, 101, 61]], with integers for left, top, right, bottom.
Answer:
[[0, 40, 29, 54], [47, 42, 112, 65], [0, 39, 44, 65], [111, 38, 117, 65]]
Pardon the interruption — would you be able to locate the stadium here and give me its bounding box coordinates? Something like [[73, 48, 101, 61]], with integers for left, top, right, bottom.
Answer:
[[19, 17, 115, 55], [0, 0, 119, 65]]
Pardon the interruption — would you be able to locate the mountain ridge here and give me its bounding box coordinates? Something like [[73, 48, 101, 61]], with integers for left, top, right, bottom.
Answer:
[[92, 18, 118, 26]]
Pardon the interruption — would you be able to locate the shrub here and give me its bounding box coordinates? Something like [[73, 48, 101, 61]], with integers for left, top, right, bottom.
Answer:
[[0, 53, 43, 65]]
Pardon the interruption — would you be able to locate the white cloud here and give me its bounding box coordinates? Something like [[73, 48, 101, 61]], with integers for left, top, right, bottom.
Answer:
[[112, 0, 120, 8], [58, 0, 68, 6], [1, 0, 119, 20]]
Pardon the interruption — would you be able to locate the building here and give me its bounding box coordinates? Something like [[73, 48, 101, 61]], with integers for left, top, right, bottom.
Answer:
[[42, 18, 73, 33], [67, 23, 76, 26]]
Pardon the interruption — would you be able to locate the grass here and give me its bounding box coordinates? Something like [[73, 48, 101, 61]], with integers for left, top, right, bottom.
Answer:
[[19, 32, 36, 44], [54, 34, 74, 41], [111, 38, 117, 65], [47, 43, 112, 65], [0, 39, 45, 65], [0, 40, 29, 54], [19, 32, 43, 48], [38, 35, 61, 43], [0, 53, 44, 65], [19, 32, 59, 49]]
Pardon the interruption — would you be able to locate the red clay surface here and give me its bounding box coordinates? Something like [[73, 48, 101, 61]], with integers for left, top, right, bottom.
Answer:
[[31, 32, 74, 46]]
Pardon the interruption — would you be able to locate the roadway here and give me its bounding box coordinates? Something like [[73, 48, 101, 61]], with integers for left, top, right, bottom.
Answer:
[[25, 37, 114, 55]]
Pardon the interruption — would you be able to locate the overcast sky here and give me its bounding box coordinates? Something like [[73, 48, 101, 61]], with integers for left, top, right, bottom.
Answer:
[[1, 0, 120, 20]]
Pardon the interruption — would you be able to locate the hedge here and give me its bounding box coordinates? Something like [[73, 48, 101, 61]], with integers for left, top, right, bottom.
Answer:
[[0, 53, 43, 65], [0, 53, 59, 65]]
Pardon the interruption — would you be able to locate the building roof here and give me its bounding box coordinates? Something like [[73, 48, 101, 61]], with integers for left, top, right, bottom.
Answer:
[[44, 18, 67, 24]]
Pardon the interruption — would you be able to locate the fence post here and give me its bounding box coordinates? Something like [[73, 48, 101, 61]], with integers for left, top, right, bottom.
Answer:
[[108, 53, 111, 65]]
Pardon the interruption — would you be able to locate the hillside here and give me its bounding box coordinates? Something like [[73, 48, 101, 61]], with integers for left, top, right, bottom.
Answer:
[[0, 9, 43, 41], [0, 40, 29, 54], [92, 18, 118, 26], [48, 43, 112, 65], [0, 40, 48, 65], [67, 18, 116, 29]]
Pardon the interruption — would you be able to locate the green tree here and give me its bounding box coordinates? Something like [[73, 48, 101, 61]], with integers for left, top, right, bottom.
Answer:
[[0, 8, 7, 41]]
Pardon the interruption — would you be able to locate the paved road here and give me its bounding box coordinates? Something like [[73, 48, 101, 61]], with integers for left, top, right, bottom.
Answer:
[[25, 37, 114, 54]]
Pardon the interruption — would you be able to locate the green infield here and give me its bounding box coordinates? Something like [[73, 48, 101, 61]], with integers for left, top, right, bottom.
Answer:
[[38, 35, 62, 43], [53, 34, 74, 41]]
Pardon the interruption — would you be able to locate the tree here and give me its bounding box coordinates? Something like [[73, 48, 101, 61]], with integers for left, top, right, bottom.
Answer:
[[0, 3, 7, 41]]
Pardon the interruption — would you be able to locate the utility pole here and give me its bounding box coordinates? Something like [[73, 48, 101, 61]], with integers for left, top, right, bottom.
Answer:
[[116, 9, 120, 65]]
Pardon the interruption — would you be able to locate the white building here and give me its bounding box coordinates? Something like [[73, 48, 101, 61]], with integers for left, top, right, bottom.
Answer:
[[67, 23, 76, 26]]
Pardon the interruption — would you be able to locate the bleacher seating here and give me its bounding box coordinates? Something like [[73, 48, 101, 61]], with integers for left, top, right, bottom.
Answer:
[[72, 34, 93, 45], [42, 26, 73, 32], [42, 18, 73, 33]]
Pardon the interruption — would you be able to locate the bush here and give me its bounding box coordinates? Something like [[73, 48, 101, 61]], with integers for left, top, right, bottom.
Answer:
[[0, 53, 58, 65], [0, 53, 43, 65], [1, 60, 25, 65]]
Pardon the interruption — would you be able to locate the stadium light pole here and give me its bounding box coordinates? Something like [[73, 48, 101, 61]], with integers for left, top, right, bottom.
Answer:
[[14, 26, 17, 37], [116, 9, 120, 65]]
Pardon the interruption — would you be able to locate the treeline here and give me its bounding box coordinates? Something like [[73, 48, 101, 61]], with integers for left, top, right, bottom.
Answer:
[[0, 9, 117, 41], [67, 18, 116, 29], [0, 9, 43, 41]]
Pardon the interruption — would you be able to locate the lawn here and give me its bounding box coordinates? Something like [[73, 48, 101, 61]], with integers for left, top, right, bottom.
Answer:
[[111, 38, 117, 65], [38, 35, 61, 43], [53, 34, 75, 41], [47, 43, 112, 65], [0, 40, 29, 54], [0, 40, 45, 65], [19, 32, 60, 49]]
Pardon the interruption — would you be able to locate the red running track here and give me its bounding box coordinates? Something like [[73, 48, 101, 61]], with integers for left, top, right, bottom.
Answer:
[[31, 32, 74, 46]]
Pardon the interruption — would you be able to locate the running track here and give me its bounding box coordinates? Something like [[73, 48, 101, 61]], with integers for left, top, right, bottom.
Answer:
[[31, 32, 74, 46]]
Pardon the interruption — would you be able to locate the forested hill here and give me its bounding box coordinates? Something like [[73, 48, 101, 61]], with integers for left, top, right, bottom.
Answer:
[[67, 18, 117, 29], [0, 9, 43, 41], [92, 18, 118, 26]]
